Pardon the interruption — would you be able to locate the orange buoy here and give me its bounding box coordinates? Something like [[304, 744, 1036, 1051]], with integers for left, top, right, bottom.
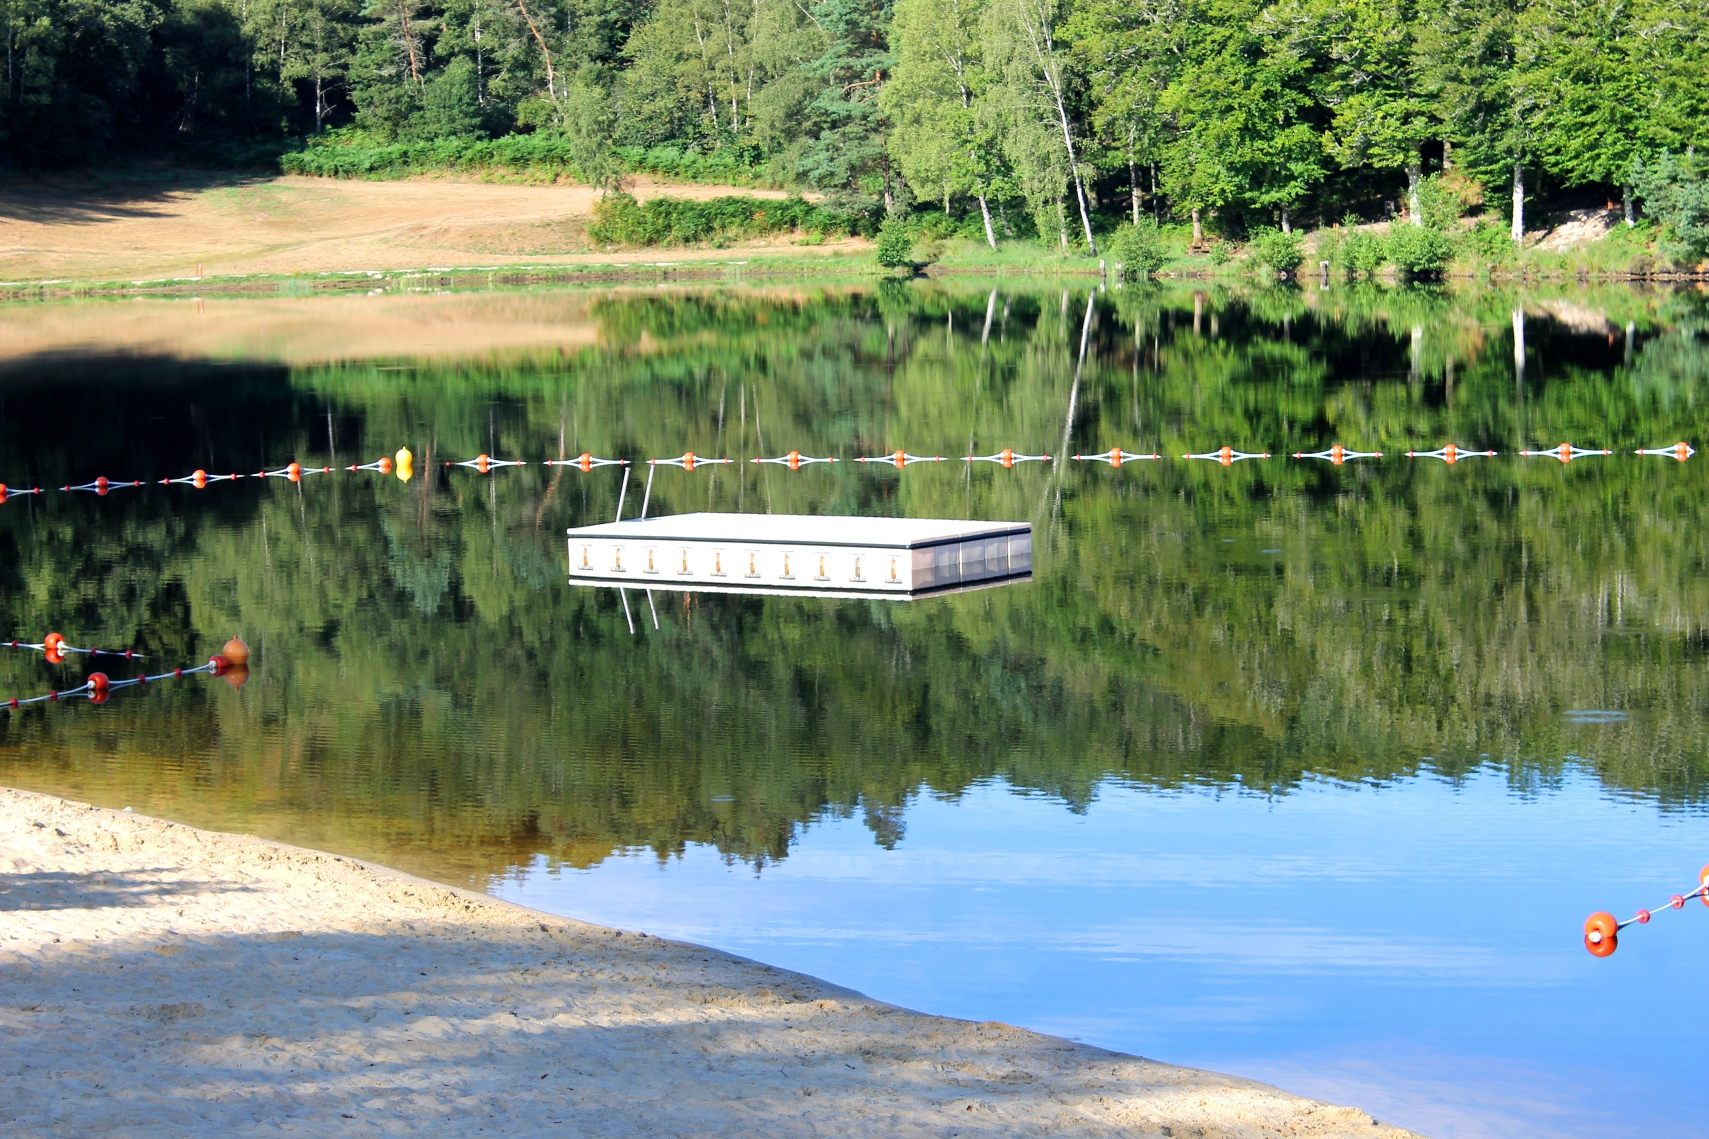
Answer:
[[683, 451, 697, 471], [43, 632, 65, 655], [577, 452, 594, 472], [95, 476, 110, 496], [193, 469, 209, 488], [221, 637, 250, 666], [1000, 448, 1016, 468], [787, 451, 801, 470], [87, 672, 109, 692], [1219, 446, 1234, 466], [207, 653, 230, 675], [222, 664, 250, 690], [475, 454, 491, 473], [892, 450, 906, 468], [1584, 911, 1619, 956], [1700, 864, 1709, 906], [287, 462, 302, 482], [1443, 444, 1459, 464], [377, 456, 393, 474], [0, 484, 8, 502]]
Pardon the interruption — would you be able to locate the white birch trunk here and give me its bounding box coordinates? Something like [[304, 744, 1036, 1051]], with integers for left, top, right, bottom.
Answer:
[[1511, 162, 1524, 245]]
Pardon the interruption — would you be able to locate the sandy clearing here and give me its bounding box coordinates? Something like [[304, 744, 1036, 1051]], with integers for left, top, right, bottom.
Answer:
[[0, 786, 1425, 1138], [0, 175, 861, 283]]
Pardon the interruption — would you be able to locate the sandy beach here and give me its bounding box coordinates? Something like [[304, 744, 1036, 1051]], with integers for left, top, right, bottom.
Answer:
[[0, 786, 1420, 1137], [0, 175, 859, 284]]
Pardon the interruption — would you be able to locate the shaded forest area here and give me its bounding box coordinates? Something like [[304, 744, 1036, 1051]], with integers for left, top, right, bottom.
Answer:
[[5, 0, 1709, 249]]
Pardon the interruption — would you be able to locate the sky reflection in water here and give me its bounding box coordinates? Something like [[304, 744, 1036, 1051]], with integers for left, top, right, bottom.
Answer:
[[499, 772, 1708, 1139]]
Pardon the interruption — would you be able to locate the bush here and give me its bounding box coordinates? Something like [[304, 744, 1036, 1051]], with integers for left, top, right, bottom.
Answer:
[[1341, 224, 1388, 277], [587, 193, 851, 247], [1250, 227, 1305, 276], [1634, 151, 1709, 262], [1386, 223, 1456, 276], [1109, 220, 1169, 279], [875, 216, 915, 271], [1461, 219, 1514, 264], [280, 129, 773, 185]]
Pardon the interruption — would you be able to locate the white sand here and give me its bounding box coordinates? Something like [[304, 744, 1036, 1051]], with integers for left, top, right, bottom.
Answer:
[[0, 787, 1422, 1137]]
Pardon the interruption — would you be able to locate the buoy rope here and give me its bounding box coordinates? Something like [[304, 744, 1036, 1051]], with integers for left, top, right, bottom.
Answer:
[[649, 453, 734, 471], [1585, 866, 1709, 957], [854, 452, 947, 467], [4, 636, 144, 660], [1183, 447, 1269, 465], [1520, 443, 1614, 463], [1405, 445, 1499, 463], [965, 450, 1052, 467], [1294, 446, 1383, 464], [2, 659, 230, 712], [4, 440, 1698, 502], [1073, 449, 1162, 466], [752, 452, 837, 468]]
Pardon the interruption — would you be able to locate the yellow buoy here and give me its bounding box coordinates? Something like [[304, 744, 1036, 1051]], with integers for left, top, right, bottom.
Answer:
[[395, 447, 414, 482]]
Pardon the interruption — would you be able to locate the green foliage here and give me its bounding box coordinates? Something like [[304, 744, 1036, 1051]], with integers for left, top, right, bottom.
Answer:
[[1634, 152, 1709, 263], [1386, 223, 1456, 276], [1340, 226, 1388, 277], [1461, 219, 1514, 263], [1250, 228, 1305, 276], [585, 193, 851, 246], [1109, 220, 1169, 278], [875, 215, 916, 270]]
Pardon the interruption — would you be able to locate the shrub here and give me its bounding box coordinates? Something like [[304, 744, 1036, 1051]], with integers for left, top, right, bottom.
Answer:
[[1109, 220, 1169, 279], [1250, 227, 1305, 276], [587, 193, 851, 247], [1634, 151, 1709, 262], [875, 216, 916, 271], [1341, 224, 1388, 277], [1462, 219, 1514, 263], [1386, 223, 1456, 276]]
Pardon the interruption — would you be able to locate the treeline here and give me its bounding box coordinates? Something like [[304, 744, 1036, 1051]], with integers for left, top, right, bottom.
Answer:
[[5, 0, 1709, 244]]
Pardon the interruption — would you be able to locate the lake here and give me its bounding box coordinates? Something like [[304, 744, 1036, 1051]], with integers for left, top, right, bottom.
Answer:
[[1, 280, 1705, 1139]]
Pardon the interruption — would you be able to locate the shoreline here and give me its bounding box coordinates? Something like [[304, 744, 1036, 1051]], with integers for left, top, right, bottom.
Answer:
[[0, 785, 1423, 1137]]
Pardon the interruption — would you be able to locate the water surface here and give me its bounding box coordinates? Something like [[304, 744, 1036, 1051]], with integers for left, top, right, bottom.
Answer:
[[1, 281, 1705, 1138]]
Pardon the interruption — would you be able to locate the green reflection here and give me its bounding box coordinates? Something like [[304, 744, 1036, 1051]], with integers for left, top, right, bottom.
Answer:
[[0, 281, 1705, 888]]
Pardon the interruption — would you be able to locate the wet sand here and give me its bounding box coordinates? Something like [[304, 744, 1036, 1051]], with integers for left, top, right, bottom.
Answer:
[[0, 786, 1423, 1137]]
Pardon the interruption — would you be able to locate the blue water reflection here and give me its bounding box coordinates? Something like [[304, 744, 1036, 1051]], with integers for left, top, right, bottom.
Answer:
[[497, 772, 1709, 1139]]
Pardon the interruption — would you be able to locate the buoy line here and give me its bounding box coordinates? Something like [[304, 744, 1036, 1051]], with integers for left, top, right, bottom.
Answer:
[[2, 637, 251, 712], [1, 441, 1699, 503], [1584, 865, 1709, 956]]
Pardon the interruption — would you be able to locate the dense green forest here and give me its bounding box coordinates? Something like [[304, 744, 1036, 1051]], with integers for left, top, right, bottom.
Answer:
[[6, 0, 1709, 249], [2, 283, 1706, 883]]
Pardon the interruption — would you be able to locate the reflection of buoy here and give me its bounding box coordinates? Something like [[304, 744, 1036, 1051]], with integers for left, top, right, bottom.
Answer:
[[44, 646, 66, 665], [1584, 911, 1618, 956], [395, 448, 414, 482], [222, 664, 250, 690], [221, 637, 250, 665]]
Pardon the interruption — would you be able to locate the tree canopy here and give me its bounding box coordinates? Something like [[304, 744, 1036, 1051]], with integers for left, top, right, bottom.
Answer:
[[5, 0, 1709, 238]]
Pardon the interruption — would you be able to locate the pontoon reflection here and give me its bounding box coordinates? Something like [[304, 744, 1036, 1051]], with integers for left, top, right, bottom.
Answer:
[[566, 513, 1031, 599]]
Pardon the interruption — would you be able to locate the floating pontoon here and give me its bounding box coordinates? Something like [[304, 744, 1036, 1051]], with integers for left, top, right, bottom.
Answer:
[[566, 513, 1032, 599]]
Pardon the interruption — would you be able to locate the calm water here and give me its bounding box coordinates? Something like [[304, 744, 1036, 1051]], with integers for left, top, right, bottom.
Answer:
[[1, 281, 1706, 1138]]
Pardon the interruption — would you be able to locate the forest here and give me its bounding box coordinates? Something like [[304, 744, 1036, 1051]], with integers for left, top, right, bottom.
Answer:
[[5, 0, 1709, 249]]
